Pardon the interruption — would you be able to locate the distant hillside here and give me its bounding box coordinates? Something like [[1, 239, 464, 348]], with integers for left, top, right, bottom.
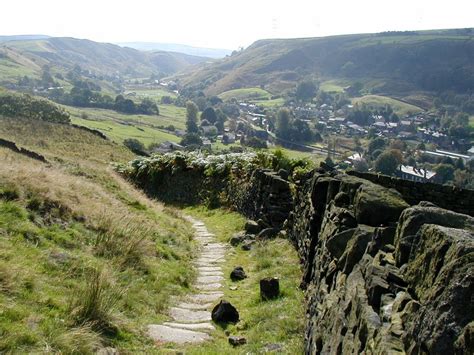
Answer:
[[178, 28, 474, 96], [0, 37, 209, 85], [118, 42, 231, 58], [0, 34, 51, 42]]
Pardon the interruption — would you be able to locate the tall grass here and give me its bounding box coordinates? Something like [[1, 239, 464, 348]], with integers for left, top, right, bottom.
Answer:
[[69, 268, 123, 335], [93, 214, 152, 270]]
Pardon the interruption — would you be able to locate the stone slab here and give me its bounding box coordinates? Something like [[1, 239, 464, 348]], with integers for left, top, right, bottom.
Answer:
[[169, 307, 211, 323], [148, 324, 210, 344], [164, 322, 215, 331]]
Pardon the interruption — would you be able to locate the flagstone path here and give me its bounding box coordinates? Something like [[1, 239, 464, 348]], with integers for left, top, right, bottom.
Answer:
[[148, 216, 227, 345]]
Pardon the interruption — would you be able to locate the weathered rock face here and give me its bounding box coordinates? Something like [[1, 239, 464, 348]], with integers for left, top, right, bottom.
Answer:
[[287, 171, 474, 354]]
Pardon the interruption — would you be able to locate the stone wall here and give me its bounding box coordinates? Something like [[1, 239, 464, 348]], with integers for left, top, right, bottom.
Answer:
[[130, 162, 293, 228], [227, 168, 292, 228], [347, 170, 474, 216], [0, 138, 48, 163], [287, 170, 474, 354]]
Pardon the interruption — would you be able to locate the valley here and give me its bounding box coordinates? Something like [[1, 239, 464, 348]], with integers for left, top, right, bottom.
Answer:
[[0, 25, 473, 354]]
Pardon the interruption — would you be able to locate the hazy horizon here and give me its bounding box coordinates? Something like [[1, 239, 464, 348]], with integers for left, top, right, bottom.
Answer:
[[1, 0, 473, 49]]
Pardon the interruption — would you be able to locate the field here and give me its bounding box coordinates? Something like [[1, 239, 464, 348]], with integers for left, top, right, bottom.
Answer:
[[351, 94, 424, 116], [124, 88, 178, 100], [319, 80, 346, 93], [65, 104, 186, 147], [218, 87, 272, 101], [0, 116, 196, 353]]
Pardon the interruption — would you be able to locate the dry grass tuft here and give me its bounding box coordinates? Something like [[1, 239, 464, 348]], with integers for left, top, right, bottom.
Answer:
[[69, 268, 123, 335]]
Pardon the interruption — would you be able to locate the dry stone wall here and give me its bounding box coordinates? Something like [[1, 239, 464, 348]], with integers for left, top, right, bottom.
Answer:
[[123, 157, 474, 354], [287, 170, 474, 354]]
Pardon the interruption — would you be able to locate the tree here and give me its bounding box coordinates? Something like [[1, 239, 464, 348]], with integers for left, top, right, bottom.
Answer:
[[296, 81, 318, 102], [435, 164, 455, 183], [201, 107, 217, 125], [180, 133, 202, 147], [243, 137, 267, 149], [276, 108, 291, 139], [123, 138, 145, 153], [368, 137, 386, 156], [353, 159, 369, 172], [374, 150, 399, 175], [185, 101, 199, 133], [138, 98, 159, 115], [214, 108, 227, 133]]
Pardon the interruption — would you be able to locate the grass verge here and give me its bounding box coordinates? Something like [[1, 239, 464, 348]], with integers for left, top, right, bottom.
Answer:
[[182, 206, 305, 354]]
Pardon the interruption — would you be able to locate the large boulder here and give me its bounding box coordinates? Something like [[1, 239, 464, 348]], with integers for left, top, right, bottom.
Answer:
[[401, 224, 474, 354], [394, 205, 474, 265], [354, 183, 409, 227]]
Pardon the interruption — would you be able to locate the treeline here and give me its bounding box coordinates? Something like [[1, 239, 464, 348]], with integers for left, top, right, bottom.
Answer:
[[49, 81, 159, 115], [0, 92, 70, 123]]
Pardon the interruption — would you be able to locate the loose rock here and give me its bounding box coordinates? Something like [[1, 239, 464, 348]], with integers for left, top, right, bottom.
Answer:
[[229, 232, 245, 246], [230, 266, 247, 281], [245, 220, 261, 234], [241, 240, 254, 251], [260, 277, 280, 300], [229, 336, 247, 346], [256, 228, 280, 240], [211, 300, 239, 323]]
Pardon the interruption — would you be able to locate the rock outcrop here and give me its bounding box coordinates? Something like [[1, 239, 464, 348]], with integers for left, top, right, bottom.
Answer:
[[287, 171, 474, 354]]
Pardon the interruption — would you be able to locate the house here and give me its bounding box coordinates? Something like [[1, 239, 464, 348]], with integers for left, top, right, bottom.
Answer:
[[347, 152, 364, 162], [396, 165, 437, 183], [221, 133, 236, 144], [422, 149, 471, 163], [152, 141, 184, 154]]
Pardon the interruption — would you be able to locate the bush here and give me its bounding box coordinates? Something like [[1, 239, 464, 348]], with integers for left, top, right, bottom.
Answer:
[[123, 138, 145, 153], [0, 92, 70, 123]]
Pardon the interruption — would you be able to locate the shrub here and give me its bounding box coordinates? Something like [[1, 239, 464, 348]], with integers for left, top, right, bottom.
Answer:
[[123, 138, 146, 154], [0, 92, 70, 123]]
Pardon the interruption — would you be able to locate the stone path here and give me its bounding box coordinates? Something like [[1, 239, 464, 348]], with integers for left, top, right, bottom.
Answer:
[[148, 216, 226, 345]]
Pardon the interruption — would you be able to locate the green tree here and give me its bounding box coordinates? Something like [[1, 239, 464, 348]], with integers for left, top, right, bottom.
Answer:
[[435, 164, 455, 183], [276, 108, 291, 139], [180, 133, 202, 147], [123, 138, 145, 153], [374, 150, 399, 175], [368, 137, 386, 156], [185, 101, 199, 133], [201, 107, 217, 124], [295, 81, 318, 102]]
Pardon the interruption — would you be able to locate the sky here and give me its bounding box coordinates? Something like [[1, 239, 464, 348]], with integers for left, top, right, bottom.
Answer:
[[1, 0, 473, 49]]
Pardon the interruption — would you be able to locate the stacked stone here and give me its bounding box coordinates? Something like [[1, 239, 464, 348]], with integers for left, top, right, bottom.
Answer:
[[287, 171, 474, 354]]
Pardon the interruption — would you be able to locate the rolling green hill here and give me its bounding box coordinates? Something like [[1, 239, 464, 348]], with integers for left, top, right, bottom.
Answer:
[[0, 37, 208, 85], [177, 28, 474, 97]]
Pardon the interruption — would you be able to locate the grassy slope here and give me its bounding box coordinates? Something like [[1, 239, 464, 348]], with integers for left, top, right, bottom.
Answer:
[[218, 87, 272, 101], [124, 88, 178, 100], [0, 117, 196, 353], [65, 104, 186, 146], [0, 37, 208, 83], [182, 207, 305, 354], [351, 95, 424, 116], [179, 29, 473, 99]]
